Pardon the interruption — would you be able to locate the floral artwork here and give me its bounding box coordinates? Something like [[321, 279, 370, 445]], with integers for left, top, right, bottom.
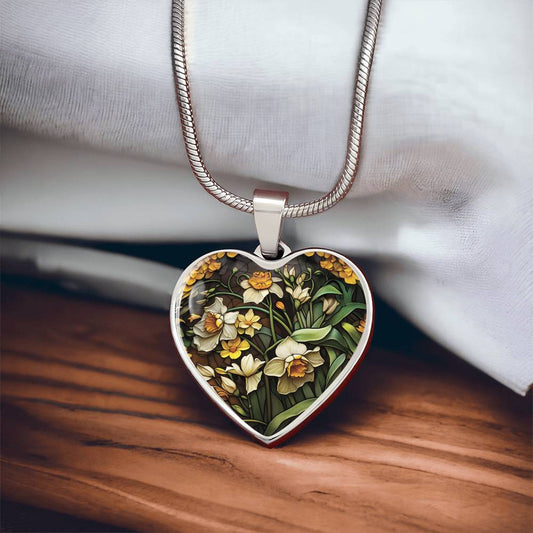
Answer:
[[174, 250, 369, 439]]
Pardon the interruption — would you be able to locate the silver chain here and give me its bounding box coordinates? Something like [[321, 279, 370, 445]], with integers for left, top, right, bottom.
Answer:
[[171, 0, 382, 218]]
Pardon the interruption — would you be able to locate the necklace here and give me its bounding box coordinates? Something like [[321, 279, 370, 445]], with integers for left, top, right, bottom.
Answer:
[[170, 0, 382, 446]]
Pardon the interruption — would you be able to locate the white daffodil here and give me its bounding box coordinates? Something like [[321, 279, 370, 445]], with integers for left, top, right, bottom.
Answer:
[[264, 337, 324, 395], [240, 271, 283, 304], [193, 297, 238, 352], [226, 353, 265, 394], [283, 265, 296, 279], [286, 284, 311, 307], [296, 273, 306, 286], [196, 364, 216, 381]]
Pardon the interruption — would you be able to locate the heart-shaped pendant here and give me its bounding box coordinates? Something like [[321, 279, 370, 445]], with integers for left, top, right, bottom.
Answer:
[[170, 247, 373, 447]]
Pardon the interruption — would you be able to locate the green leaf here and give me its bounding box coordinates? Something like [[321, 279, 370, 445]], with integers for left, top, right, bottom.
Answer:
[[328, 303, 366, 326], [325, 346, 338, 365], [249, 390, 264, 422], [314, 368, 326, 396], [342, 322, 362, 345], [293, 388, 306, 403], [318, 328, 350, 351], [326, 354, 346, 386], [311, 302, 324, 327], [264, 399, 316, 436], [340, 330, 357, 352], [301, 384, 315, 400], [270, 393, 285, 418], [311, 284, 342, 301], [232, 404, 247, 417], [292, 325, 332, 342]]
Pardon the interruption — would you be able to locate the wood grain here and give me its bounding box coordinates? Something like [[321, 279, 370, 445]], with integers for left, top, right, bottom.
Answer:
[[1, 283, 531, 532]]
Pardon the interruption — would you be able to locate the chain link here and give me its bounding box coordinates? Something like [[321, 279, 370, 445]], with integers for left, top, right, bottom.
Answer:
[[171, 0, 382, 218]]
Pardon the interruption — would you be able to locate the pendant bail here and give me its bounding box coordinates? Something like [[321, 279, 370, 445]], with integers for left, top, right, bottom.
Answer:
[[253, 189, 288, 259]]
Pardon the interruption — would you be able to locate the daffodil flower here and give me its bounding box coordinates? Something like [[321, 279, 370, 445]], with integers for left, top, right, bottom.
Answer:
[[317, 252, 358, 284], [283, 265, 296, 279], [235, 309, 263, 337], [286, 284, 311, 307], [220, 336, 250, 359], [226, 354, 265, 394], [193, 297, 238, 352], [240, 271, 283, 304], [264, 337, 324, 395]]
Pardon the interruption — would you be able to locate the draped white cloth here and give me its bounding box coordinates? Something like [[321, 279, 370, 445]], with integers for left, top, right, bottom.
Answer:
[[1, 0, 531, 394]]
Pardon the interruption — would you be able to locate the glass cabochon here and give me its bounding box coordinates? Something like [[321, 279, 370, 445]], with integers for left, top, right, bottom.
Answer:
[[172, 250, 370, 440]]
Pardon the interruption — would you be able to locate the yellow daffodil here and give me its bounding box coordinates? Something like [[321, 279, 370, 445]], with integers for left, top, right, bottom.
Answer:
[[356, 317, 366, 333], [240, 271, 284, 303], [264, 337, 324, 395], [183, 254, 225, 296], [235, 309, 263, 337], [317, 252, 358, 284], [220, 336, 250, 359], [188, 314, 201, 323], [275, 301, 285, 310]]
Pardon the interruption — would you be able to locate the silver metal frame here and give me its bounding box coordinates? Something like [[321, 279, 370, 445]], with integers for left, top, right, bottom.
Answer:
[[253, 189, 288, 259], [169, 247, 374, 446]]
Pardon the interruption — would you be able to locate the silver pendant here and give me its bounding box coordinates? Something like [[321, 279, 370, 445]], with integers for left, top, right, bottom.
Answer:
[[170, 191, 373, 446]]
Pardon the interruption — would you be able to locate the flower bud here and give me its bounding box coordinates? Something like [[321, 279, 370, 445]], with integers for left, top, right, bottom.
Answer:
[[220, 376, 237, 394], [322, 297, 340, 315], [196, 364, 216, 380]]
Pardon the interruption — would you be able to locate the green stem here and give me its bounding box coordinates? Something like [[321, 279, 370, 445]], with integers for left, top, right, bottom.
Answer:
[[238, 397, 250, 415], [246, 338, 266, 357], [243, 419, 266, 426], [265, 378, 272, 422], [283, 310, 294, 329], [226, 268, 237, 292], [264, 338, 284, 354], [268, 295, 277, 344], [211, 291, 242, 299], [297, 309, 307, 329], [287, 394, 296, 406]]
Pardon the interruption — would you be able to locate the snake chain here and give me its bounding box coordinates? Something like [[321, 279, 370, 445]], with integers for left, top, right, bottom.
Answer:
[[171, 0, 382, 218]]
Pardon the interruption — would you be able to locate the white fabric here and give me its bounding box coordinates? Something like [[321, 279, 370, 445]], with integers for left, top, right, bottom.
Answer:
[[1, 0, 531, 395]]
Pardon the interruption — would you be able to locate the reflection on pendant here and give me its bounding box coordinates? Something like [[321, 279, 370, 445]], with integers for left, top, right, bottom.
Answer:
[[170, 248, 373, 447]]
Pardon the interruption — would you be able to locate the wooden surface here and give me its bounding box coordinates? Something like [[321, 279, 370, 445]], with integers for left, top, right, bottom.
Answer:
[[1, 283, 531, 532]]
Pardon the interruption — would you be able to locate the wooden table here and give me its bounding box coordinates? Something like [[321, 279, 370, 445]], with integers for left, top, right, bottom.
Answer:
[[1, 283, 531, 532]]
